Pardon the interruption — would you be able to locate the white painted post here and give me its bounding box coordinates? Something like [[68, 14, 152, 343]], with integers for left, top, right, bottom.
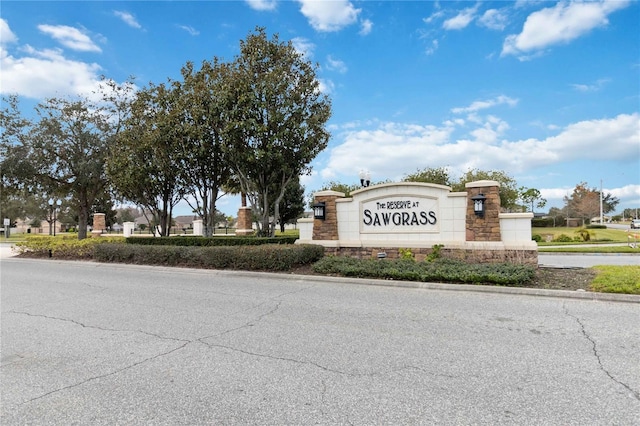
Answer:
[[123, 222, 135, 238], [193, 219, 204, 236]]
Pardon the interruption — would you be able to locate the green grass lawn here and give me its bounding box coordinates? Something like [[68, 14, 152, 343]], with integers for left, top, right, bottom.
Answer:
[[534, 227, 635, 244], [538, 246, 640, 253], [590, 266, 640, 294]]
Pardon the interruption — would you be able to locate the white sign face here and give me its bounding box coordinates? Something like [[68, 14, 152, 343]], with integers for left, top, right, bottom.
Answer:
[[3, 218, 9, 226], [360, 195, 439, 233]]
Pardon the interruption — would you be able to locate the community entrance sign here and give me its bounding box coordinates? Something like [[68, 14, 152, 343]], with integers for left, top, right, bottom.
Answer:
[[361, 195, 438, 233], [297, 180, 537, 265]]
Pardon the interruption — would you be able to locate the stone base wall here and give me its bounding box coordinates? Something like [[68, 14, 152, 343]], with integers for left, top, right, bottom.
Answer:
[[321, 246, 537, 266]]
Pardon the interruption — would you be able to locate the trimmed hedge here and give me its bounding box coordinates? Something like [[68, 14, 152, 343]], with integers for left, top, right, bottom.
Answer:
[[14, 235, 126, 258], [126, 235, 298, 246], [311, 257, 536, 286], [532, 217, 556, 228], [95, 243, 324, 271]]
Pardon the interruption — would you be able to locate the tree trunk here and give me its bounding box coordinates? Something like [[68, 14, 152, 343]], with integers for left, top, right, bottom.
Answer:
[[261, 192, 271, 237], [77, 207, 89, 240]]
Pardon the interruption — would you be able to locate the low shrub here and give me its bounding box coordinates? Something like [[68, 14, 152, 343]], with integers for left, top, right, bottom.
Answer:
[[311, 256, 535, 286], [398, 248, 414, 260], [553, 234, 574, 243], [15, 235, 126, 258], [126, 235, 298, 246], [532, 234, 543, 242], [95, 243, 324, 271], [575, 228, 592, 242], [531, 218, 555, 228], [426, 244, 443, 262]]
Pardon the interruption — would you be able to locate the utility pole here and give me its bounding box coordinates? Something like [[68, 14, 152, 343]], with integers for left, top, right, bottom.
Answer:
[[600, 179, 603, 224]]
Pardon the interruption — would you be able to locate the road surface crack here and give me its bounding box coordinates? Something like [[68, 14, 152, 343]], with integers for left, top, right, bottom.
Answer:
[[563, 304, 640, 401], [18, 341, 190, 405], [8, 310, 189, 343], [199, 341, 353, 376]]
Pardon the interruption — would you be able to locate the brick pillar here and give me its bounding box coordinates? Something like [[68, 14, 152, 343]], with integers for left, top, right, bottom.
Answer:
[[465, 181, 501, 242], [91, 213, 106, 237], [312, 190, 344, 241], [235, 207, 254, 236]]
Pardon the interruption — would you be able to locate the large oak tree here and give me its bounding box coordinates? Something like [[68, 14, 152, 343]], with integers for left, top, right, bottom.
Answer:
[[223, 27, 331, 236], [107, 82, 185, 237]]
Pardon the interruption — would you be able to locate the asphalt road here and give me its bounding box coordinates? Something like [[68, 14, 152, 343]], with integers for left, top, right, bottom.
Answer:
[[539, 252, 640, 268], [2, 258, 639, 425]]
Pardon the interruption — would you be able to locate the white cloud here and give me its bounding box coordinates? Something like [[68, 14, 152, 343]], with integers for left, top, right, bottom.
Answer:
[[321, 122, 457, 181], [534, 113, 640, 162], [177, 25, 200, 36], [321, 113, 639, 184], [425, 39, 439, 56], [0, 45, 103, 99], [609, 184, 640, 203], [326, 55, 347, 73], [451, 95, 518, 114], [502, 0, 630, 58], [0, 19, 18, 44], [359, 19, 373, 35], [291, 37, 315, 58], [317, 78, 335, 95], [571, 78, 610, 92], [423, 10, 445, 25], [443, 6, 478, 30], [114, 11, 142, 29], [38, 24, 101, 52], [297, 0, 360, 32], [478, 8, 508, 31], [245, 0, 277, 11]]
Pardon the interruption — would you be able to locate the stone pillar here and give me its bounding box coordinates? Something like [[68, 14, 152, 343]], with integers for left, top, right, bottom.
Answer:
[[91, 213, 106, 237], [312, 190, 344, 241], [193, 219, 204, 236], [123, 222, 135, 237], [235, 207, 254, 236], [465, 181, 501, 242]]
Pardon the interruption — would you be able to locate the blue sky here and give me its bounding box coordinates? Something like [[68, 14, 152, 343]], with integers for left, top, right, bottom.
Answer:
[[1, 0, 639, 217]]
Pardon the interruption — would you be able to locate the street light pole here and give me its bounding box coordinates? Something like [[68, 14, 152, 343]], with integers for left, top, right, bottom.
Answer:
[[48, 199, 53, 236], [48, 199, 61, 236]]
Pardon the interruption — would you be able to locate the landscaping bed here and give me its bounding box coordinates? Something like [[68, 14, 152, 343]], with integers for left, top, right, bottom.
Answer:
[[287, 263, 597, 291], [14, 235, 638, 294]]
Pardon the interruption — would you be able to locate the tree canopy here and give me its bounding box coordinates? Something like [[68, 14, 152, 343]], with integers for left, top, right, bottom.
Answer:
[[564, 181, 620, 223], [223, 27, 331, 236], [107, 81, 186, 237], [402, 166, 453, 186]]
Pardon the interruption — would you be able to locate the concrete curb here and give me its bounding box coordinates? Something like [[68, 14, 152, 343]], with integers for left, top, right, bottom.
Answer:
[[254, 271, 640, 304], [4, 256, 638, 304]]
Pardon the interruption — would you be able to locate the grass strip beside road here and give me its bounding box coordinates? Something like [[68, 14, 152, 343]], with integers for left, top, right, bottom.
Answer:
[[590, 266, 640, 294], [538, 246, 639, 254], [533, 226, 633, 243]]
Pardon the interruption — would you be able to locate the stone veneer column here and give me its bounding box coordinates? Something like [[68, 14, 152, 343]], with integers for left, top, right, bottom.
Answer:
[[312, 190, 345, 241], [235, 207, 254, 236], [465, 181, 501, 242], [91, 213, 106, 237]]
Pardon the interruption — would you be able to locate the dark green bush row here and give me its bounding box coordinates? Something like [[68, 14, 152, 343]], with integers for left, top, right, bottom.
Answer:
[[311, 257, 536, 286], [95, 243, 324, 271], [126, 236, 298, 246], [586, 224, 606, 229], [532, 218, 556, 228]]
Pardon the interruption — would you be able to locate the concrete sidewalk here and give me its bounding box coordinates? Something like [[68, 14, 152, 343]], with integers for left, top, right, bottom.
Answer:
[[0, 243, 17, 259]]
